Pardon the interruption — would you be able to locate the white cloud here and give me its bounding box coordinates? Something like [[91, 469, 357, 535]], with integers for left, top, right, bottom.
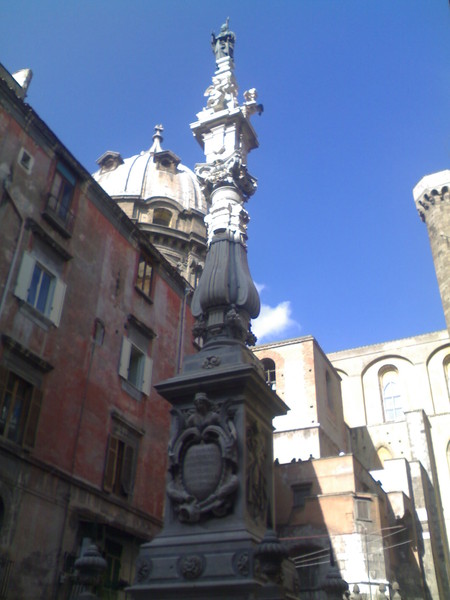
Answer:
[[252, 299, 299, 343]]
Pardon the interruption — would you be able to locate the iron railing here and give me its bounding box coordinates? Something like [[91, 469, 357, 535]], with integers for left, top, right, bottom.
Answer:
[[43, 194, 75, 236]]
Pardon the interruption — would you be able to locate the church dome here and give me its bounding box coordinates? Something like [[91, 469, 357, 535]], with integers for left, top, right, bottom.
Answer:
[[92, 125, 207, 215], [92, 125, 208, 288]]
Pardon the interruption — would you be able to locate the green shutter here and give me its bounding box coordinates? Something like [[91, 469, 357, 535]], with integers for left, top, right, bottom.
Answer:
[[14, 252, 35, 301], [118, 338, 132, 380], [23, 388, 43, 447], [104, 436, 119, 492], [49, 278, 67, 326], [121, 443, 135, 496], [141, 356, 153, 395]]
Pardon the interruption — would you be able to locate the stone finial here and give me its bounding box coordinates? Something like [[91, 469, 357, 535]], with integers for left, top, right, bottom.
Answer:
[[74, 544, 107, 598], [149, 124, 164, 153], [322, 542, 348, 599], [391, 581, 401, 599], [255, 508, 288, 584], [350, 584, 362, 600], [376, 582, 389, 599]]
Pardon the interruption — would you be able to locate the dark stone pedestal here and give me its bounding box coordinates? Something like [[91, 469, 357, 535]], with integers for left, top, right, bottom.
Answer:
[[127, 343, 298, 599]]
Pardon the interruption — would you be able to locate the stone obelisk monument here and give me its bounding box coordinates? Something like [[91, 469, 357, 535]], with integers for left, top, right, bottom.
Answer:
[[128, 21, 297, 600]]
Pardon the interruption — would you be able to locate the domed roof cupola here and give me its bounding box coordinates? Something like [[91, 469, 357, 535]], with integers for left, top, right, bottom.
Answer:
[[93, 125, 208, 287]]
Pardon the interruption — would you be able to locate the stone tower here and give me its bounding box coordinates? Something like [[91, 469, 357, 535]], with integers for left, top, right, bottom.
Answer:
[[413, 169, 450, 332], [127, 21, 297, 600]]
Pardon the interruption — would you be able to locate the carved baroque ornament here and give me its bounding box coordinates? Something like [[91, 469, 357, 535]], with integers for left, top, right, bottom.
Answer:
[[167, 393, 238, 523], [246, 419, 268, 522], [179, 554, 205, 580], [196, 151, 257, 201]]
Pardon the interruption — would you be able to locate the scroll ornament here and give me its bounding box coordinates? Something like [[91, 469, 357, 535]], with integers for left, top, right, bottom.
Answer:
[[167, 393, 238, 523]]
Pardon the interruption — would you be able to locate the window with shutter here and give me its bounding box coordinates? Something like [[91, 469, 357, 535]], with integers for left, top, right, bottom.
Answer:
[[14, 252, 66, 327], [0, 366, 42, 447], [355, 498, 371, 521], [118, 335, 153, 396], [103, 434, 138, 499]]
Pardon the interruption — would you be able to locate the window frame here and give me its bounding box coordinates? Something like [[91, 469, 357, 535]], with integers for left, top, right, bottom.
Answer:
[[444, 356, 450, 399], [118, 337, 153, 396], [355, 497, 372, 522], [380, 367, 404, 422], [103, 416, 141, 499], [43, 161, 76, 236], [49, 162, 76, 220], [152, 207, 172, 227], [14, 252, 66, 326], [0, 366, 42, 447], [103, 434, 137, 498], [17, 147, 34, 174], [135, 253, 154, 300], [292, 482, 312, 508], [261, 358, 276, 391]]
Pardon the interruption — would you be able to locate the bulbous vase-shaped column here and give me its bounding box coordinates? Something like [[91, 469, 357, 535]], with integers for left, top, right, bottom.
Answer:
[[192, 184, 260, 347]]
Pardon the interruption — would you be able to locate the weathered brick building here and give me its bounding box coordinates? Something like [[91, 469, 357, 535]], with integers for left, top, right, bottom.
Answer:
[[0, 64, 197, 599]]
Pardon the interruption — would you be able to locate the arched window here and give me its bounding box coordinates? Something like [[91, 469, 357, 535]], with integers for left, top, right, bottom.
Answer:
[[153, 208, 172, 227], [377, 446, 392, 466], [381, 368, 404, 422], [261, 358, 276, 391], [444, 356, 450, 398]]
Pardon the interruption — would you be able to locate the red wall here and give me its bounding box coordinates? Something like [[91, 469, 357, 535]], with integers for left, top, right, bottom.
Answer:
[[0, 101, 196, 522]]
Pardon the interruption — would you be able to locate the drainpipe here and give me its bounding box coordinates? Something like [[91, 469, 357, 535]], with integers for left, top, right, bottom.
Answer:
[[176, 287, 191, 373], [0, 163, 25, 319]]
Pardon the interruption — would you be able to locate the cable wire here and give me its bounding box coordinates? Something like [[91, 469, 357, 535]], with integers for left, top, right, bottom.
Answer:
[[292, 547, 331, 561]]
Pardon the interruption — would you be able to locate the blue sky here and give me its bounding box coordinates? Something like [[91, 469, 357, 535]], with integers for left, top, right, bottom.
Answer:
[[3, 1, 449, 352]]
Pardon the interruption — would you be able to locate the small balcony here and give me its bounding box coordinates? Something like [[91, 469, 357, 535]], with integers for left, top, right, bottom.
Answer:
[[42, 193, 75, 237]]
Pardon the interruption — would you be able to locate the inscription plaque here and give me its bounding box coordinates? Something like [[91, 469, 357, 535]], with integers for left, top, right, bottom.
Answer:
[[183, 442, 222, 500]]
